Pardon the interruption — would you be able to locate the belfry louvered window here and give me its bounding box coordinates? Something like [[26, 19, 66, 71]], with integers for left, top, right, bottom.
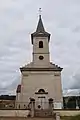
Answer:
[[39, 41, 43, 48]]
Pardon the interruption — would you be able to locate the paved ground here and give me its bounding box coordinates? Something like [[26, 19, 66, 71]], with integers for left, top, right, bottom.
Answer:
[[0, 117, 55, 120]]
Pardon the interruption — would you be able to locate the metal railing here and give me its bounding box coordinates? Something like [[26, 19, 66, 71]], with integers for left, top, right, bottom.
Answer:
[[0, 101, 54, 110], [0, 101, 80, 110]]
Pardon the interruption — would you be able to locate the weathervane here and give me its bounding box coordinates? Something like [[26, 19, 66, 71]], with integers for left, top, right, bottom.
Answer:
[[39, 8, 42, 16]]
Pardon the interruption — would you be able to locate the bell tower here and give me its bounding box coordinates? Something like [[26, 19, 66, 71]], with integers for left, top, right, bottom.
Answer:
[[31, 14, 51, 67]]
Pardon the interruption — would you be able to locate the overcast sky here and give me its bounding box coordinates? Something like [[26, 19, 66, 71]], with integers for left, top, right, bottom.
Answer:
[[0, 0, 80, 95]]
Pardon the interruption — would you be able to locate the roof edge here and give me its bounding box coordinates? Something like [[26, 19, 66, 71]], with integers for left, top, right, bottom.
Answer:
[[20, 67, 63, 72]]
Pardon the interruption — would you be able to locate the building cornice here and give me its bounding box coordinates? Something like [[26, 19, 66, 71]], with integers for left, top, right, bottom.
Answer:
[[20, 67, 63, 72]]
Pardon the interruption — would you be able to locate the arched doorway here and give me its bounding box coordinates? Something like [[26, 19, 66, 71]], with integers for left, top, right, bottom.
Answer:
[[35, 89, 48, 109]]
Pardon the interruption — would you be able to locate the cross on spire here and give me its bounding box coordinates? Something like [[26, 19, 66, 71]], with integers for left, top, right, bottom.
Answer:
[[31, 10, 51, 44], [39, 8, 42, 17]]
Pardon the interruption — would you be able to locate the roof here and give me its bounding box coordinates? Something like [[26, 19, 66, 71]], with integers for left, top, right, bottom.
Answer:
[[16, 84, 21, 93], [20, 67, 62, 72], [20, 62, 63, 72], [36, 15, 45, 33], [0, 95, 16, 100], [31, 15, 50, 44]]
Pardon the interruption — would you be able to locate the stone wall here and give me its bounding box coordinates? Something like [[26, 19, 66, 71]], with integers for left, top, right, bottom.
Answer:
[[54, 110, 80, 116], [0, 110, 80, 117], [0, 110, 30, 117]]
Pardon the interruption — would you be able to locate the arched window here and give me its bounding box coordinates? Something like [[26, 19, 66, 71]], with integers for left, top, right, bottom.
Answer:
[[39, 41, 43, 48]]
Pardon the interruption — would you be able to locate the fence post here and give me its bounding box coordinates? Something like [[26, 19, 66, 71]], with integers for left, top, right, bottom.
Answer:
[[56, 112, 60, 120], [30, 98, 35, 117]]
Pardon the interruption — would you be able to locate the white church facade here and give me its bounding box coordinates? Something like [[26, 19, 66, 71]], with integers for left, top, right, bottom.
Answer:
[[16, 14, 63, 110]]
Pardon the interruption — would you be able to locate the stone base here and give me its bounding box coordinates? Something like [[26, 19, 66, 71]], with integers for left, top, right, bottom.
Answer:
[[34, 109, 53, 117]]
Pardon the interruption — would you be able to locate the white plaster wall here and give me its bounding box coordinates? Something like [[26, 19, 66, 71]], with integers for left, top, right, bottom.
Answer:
[[0, 110, 30, 117], [33, 54, 50, 67], [20, 71, 63, 108], [32, 37, 50, 67], [16, 93, 21, 109], [33, 37, 49, 54]]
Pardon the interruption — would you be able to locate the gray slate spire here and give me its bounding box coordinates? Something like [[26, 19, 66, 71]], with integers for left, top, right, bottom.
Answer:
[[36, 15, 45, 33], [31, 15, 50, 44]]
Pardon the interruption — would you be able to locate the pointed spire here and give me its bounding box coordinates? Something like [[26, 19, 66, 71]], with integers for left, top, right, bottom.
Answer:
[[31, 9, 51, 44], [36, 10, 45, 33]]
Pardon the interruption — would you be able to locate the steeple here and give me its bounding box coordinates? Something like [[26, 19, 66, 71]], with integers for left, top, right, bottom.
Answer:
[[36, 15, 45, 33], [31, 13, 50, 44]]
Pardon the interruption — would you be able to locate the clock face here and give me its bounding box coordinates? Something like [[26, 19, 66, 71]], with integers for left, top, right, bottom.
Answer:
[[39, 55, 44, 60]]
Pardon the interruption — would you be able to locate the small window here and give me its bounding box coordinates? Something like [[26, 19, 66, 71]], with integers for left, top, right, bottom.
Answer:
[[39, 41, 43, 48]]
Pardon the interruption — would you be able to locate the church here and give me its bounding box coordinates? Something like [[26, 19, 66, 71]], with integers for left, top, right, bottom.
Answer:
[[16, 14, 63, 110]]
